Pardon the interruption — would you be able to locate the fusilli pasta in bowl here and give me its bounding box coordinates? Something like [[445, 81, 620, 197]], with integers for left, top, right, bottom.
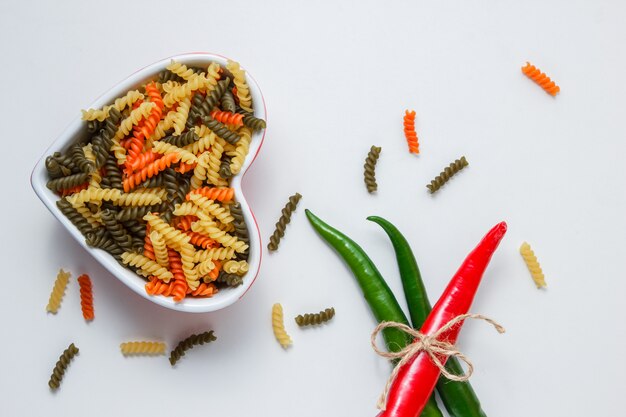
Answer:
[[31, 53, 265, 313]]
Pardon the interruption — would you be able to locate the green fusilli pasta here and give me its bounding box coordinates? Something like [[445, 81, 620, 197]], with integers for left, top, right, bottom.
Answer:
[[100, 209, 134, 252], [295, 307, 335, 326], [363, 145, 382, 193], [48, 343, 79, 390], [267, 192, 302, 252], [47, 173, 89, 192], [198, 114, 241, 145], [427, 156, 469, 194], [216, 271, 243, 287], [242, 114, 266, 131], [169, 331, 217, 366], [162, 130, 198, 148], [56, 199, 94, 236], [220, 90, 237, 113]]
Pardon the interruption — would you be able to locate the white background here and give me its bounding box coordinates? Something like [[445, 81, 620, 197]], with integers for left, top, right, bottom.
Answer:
[[1, 1, 625, 416]]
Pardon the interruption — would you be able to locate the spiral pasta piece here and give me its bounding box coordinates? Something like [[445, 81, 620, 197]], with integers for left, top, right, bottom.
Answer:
[[100, 209, 134, 252], [46, 269, 71, 314], [47, 173, 90, 192], [121, 251, 174, 282], [295, 307, 335, 327], [242, 114, 266, 131], [71, 143, 95, 174], [166, 60, 200, 81], [189, 152, 210, 190], [227, 60, 253, 112], [143, 213, 191, 250], [426, 156, 469, 194], [165, 248, 190, 301], [74, 203, 103, 228], [123, 152, 180, 192], [148, 107, 178, 143], [179, 243, 199, 289], [228, 127, 251, 175], [162, 65, 220, 107], [48, 343, 79, 390], [171, 96, 192, 135], [162, 130, 199, 148], [188, 193, 234, 224], [272, 303, 292, 348], [185, 231, 217, 249], [215, 271, 243, 287], [145, 276, 173, 296], [209, 109, 244, 127], [267, 192, 302, 252], [192, 247, 236, 263], [66, 187, 121, 205], [151, 141, 197, 164], [57, 199, 94, 236], [190, 220, 248, 253], [403, 110, 419, 154], [120, 341, 166, 356], [222, 260, 249, 275], [77, 274, 95, 321], [149, 231, 169, 268], [81, 90, 143, 121], [114, 102, 155, 141], [195, 257, 216, 277], [186, 186, 235, 203], [198, 115, 241, 145], [220, 90, 237, 113], [206, 137, 228, 187], [183, 128, 216, 155], [521, 62, 560, 96], [169, 331, 217, 365], [363, 145, 381, 193], [186, 282, 217, 297], [520, 242, 547, 288], [114, 191, 163, 206]]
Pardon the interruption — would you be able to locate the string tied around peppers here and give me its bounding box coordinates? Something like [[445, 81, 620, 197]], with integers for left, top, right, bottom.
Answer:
[[371, 313, 505, 411]]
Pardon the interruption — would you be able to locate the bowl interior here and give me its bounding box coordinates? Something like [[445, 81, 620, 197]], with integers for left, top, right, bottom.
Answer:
[[31, 52, 265, 313]]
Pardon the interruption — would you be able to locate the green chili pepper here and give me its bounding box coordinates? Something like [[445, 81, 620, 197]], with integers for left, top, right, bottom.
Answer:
[[367, 215, 488, 417], [305, 209, 443, 417]]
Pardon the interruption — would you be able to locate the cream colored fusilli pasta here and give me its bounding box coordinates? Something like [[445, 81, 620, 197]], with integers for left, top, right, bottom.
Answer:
[[67, 187, 121, 205], [150, 231, 169, 268], [272, 303, 292, 348], [227, 60, 253, 112], [114, 102, 156, 141], [81, 90, 144, 121], [189, 152, 211, 190], [171, 96, 191, 136], [192, 247, 236, 263], [121, 252, 174, 282], [114, 191, 164, 206], [228, 127, 251, 175], [223, 260, 249, 275], [143, 213, 191, 249], [151, 141, 198, 164], [188, 193, 234, 224]]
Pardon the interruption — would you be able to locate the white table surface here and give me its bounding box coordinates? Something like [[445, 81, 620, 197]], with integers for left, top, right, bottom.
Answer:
[[1, 1, 625, 416]]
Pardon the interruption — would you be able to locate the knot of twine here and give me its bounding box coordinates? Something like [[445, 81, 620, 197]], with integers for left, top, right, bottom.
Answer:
[[371, 313, 505, 410]]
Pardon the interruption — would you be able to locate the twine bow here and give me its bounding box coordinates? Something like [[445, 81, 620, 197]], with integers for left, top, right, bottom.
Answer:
[[370, 313, 505, 410]]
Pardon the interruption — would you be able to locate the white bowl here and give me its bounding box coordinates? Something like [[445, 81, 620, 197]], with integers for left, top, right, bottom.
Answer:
[[30, 52, 265, 313]]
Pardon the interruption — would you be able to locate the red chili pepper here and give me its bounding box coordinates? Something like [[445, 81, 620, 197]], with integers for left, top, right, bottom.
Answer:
[[378, 221, 507, 417]]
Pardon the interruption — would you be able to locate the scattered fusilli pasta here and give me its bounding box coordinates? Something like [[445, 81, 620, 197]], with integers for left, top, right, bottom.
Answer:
[[426, 156, 469, 194], [272, 303, 292, 348], [267, 192, 302, 252], [363, 145, 382, 193], [520, 242, 547, 288]]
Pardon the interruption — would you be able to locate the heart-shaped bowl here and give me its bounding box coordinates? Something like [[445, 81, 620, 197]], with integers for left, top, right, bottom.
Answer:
[[30, 52, 265, 313]]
